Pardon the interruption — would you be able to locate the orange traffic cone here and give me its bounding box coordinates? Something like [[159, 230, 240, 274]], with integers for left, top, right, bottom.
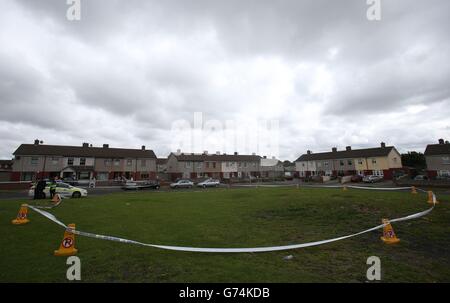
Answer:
[[51, 193, 62, 205], [380, 219, 400, 244], [427, 191, 439, 204], [54, 224, 78, 256], [12, 204, 30, 225], [411, 186, 417, 194]]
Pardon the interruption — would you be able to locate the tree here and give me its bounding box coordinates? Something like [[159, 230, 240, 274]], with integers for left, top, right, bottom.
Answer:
[[401, 151, 426, 169]]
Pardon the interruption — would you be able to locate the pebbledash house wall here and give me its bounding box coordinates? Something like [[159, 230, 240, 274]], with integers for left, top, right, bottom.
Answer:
[[295, 145, 403, 180], [94, 158, 156, 180]]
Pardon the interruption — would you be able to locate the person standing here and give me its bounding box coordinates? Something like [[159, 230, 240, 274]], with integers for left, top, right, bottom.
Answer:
[[49, 178, 57, 199]]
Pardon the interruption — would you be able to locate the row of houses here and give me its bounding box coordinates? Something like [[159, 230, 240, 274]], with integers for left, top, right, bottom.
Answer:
[[0, 139, 449, 183], [295, 140, 450, 179], [2, 140, 287, 182]]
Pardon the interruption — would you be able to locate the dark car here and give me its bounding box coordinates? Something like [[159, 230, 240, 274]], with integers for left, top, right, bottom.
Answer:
[[351, 175, 363, 182], [122, 180, 160, 190]]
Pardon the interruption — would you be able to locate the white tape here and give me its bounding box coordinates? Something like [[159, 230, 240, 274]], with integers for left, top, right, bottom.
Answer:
[[27, 187, 437, 253]]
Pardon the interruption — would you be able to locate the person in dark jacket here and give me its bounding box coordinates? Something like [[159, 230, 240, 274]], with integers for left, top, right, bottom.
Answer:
[[35, 179, 47, 199]]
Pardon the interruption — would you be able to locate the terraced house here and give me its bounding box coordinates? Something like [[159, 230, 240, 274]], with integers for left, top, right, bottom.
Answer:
[[166, 151, 261, 181], [11, 140, 157, 181], [424, 139, 450, 179], [295, 142, 402, 180]]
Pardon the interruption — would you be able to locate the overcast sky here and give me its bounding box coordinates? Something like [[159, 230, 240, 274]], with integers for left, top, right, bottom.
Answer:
[[0, 0, 449, 161]]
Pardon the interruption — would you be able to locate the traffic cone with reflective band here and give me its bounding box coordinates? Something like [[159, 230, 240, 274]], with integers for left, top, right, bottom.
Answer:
[[51, 193, 62, 205], [411, 186, 417, 194], [380, 219, 400, 244], [427, 191, 439, 204], [54, 224, 78, 256], [12, 204, 30, 225]]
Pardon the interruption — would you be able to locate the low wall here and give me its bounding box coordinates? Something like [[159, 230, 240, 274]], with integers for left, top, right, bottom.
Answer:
[[0, 181, 32, 190]]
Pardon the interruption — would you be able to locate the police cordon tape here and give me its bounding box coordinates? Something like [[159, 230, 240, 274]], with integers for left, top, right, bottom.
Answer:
[[22, 186, 438, 253]]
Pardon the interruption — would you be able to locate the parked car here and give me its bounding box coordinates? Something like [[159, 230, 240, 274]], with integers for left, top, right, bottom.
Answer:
[[122, 180, 160, 190], [170, 179, 194, 189], [62, 177, 78, 185], [29, 182, 87, 198], [363, 175, 384, 183], [197, 178, 220, 188], [351, 175, 363, 182], [414, 175, 428, 181]]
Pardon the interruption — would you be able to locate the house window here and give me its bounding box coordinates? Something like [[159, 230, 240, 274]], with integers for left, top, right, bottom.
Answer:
[[372, 158, 377, 164], [253, 162, 256, 167], [22, 172, 35, 181], [80, 158, 86, 166], [244, 162, 247, 167], [302, 163, 305, 167], [358, 159, 363, 165], [443, 157, 450, 164], [126, 159, 132, 166], [140, 173, 149, 179], [238, 162, 242, 167], [206, 162, 210, 168], [97, 172, 109, 181], [67, 158, 74, 166], [104, 159, 111, 166], [348, 160, 352, 165], [393, 157, 397, 163], [141, 159, 147, 167], [340, 160, 344, 166], [212, 162, 216, 169], [373, 170, 384, 176], [51, 157, 59, 165], [185, 162, 191, 168], [317, 162, 322, 168], [114, 159, 120, 166], [324, 162, 329, 167], [197, 162, 202, 168]]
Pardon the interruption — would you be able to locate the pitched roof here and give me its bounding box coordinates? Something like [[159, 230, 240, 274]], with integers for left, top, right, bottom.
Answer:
[[424, 143, 450, 156], [172, 153, 261, 162], [156, 158, 168, 165], [13, 144, 157, 159], [295, 146, 395, 162]]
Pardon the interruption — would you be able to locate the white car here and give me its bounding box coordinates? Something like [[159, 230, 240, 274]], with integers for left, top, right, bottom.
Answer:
[[197, 179, 220, 188], [170, 179, 194, 189], [28, 182, 88, 198], [362, 175, 384, 183]]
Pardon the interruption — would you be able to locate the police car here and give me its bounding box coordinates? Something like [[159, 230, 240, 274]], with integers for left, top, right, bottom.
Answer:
[[28, 182, 88, 198]]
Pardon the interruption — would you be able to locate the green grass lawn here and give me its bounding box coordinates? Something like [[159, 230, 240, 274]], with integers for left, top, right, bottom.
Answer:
[[0, 187, 449, 282]]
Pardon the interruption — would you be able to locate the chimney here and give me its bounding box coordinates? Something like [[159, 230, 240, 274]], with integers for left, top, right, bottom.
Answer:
[[176, 149, 181, 155], [446, 141, 450, 144], [103, 144, 109, 148], [216, 151, 220, 155], [252, 152, 256, 155], [263, 156, 267, 159], [438, 138, 445, 144], [234, 152, 238, 155], [381, 142, 386, 148], [141, 145, 145, 150], [34, 139, 40, 145], [346, 146, 351, 151], [203, 150, 208, 155], [332, 147, 337, 152], [307, 150, 311, 155], [82, 143, 89, 148]]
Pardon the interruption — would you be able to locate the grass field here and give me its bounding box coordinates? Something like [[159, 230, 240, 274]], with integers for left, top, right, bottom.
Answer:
[[0, 187, 449, 282]]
